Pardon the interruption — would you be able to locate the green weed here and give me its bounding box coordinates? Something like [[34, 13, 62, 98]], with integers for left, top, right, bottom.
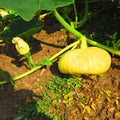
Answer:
[[106, 32, 120, 51], [19, 75, 84, 120]]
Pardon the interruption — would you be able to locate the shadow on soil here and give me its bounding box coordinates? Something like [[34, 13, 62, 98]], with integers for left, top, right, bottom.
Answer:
[[0, 74, 51, 120]]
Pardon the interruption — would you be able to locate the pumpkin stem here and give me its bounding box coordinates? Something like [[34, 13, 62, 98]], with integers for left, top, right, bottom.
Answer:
[[80, 36, 88, 49]]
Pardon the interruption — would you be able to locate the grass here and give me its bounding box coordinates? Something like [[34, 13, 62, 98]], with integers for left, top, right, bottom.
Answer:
[[18, 75, 84, 120], [16, 74, 120, 120]]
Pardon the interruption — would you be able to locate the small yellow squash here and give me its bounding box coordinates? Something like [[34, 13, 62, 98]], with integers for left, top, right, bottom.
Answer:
[[58, 47, 111, 75]]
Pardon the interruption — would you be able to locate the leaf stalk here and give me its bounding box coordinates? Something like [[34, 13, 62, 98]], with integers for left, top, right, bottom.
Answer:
[[53, 9, 120, 56], [0, 40, 80, 84]]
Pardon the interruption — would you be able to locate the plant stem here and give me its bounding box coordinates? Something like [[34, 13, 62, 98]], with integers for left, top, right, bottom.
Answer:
[[50, 40, 80, 61], [0, 66, 42, 84], [77, 0, 89, 28], [0, 40, 80, 84], [24, 52, 36, 69], [87, 38, 120, 55], [0, 70, 10, 80], [80, 36, 88, 48], [53, 9, 120, 56], [73, 2, 78, 24], [54, 11, 83, 38]]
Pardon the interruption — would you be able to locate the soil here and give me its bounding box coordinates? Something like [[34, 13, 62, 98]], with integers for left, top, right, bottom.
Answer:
[[0, 6, 120, 120]]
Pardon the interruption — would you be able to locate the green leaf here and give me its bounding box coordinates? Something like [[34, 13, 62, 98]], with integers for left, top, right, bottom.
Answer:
[[39, 0, 74, 11], [0, 70, 10, 80], [0, 16, 43, 40], [0, 0, 39, 21], [0, 0, 74, 21], [40, 57, 52, 66]]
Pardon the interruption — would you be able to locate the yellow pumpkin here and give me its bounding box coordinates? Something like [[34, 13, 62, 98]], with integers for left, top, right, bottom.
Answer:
[[58, 47, 111, 75]]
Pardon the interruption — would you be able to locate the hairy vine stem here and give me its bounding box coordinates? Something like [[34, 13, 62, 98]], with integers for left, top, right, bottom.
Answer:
[[0, 40, 80, 84], [77, 0, 89, 28], [53, 9, 120, 56]]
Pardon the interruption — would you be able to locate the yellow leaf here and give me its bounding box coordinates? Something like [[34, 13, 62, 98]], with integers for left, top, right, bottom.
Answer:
[[83, 106, 91, 114], [91, 102, 96, 110]]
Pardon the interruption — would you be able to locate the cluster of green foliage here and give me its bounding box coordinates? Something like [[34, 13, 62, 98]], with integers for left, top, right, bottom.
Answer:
[[18, 76, 84, 120]]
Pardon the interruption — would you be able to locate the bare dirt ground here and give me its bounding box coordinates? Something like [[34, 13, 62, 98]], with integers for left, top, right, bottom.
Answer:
[[0, 10, 120, 120]]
